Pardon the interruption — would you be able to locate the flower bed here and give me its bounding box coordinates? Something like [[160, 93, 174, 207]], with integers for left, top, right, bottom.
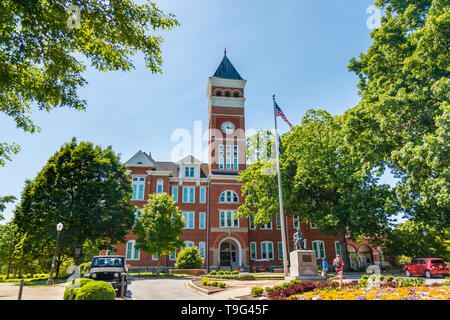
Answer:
[[287, 286, 450, 300]]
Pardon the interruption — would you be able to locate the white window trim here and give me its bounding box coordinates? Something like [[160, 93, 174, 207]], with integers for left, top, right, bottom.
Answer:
[[172, 186, 178, 202], [277, 242, 283, 260], [199, 212, 206, 229], [249, 215, 255, 230], [261, 241, 274, 260], [200, 187, 206, 203], [126, 240, 140, 261], [131, 176, 146, 200], [184, 241, 194, 249], [334, 241, 341, 256], [260, 220, 272, 230], [219, 190, 239, 203], [293, 216, 300, 229], [312, 240, 326, 259], [199, 242, 205, 258], [182, 186, 195, 203], [156, 179, 164, 194], [182, 212, 195, 229], [310, 222, 318, 229], [219, 210, 239, 228], [169, 250, 176, 261], [250, 242, 257, 260], [152, 254, 158, 261], [276, 216, 281, 230]]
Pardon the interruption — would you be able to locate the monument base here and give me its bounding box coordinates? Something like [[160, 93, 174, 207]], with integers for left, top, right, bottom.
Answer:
[[288, 250, 327, 282]]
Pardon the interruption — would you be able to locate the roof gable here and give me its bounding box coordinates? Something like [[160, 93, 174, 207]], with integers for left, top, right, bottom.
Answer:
[[125, 150, 154, 167]]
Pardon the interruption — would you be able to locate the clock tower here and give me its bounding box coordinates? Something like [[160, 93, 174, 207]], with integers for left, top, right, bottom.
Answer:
[[206, 51, 247, 174]]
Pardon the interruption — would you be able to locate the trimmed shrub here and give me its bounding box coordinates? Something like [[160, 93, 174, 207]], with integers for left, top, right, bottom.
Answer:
[[264, 286, 274, 293], [224, 271, 230, 275], [385, 275, 394, 282], [394, 277, 425, 287], [361, 274, 369, 280], [201, 277, 210, 286], [251, 287, 264, 297], [175, 247, 204, 269], [231, 270, 239, 275], [377, 275, 385, 281], [63, 278, 95, 300], [211, 281, 218, 287], [217, 282, 226, 288], [217, 271, 224, 275], [74, 281, 116, 300], [209, 270, 217, 275]]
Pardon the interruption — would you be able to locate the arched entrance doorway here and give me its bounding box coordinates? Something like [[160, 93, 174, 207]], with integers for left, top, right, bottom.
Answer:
[[358, 244, 374, 267], [219, 239, 241, 269]]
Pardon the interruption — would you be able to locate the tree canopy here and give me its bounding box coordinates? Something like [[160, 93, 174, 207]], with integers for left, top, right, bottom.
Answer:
[[0, 0, 179, 165], [13, 137, 136, 265]]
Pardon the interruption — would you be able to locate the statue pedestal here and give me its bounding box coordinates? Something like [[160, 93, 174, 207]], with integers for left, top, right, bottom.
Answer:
[[286, 250, 327, 281]]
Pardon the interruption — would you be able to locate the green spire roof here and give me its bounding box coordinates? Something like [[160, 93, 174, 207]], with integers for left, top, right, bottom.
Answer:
[[213, 51, 243, 80]]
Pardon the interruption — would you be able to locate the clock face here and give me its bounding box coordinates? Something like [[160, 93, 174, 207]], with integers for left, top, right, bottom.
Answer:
[[221, 121, 235, 134]]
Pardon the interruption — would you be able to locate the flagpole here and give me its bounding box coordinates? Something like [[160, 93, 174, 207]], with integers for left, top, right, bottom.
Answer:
[[273, 94, 289, 278]]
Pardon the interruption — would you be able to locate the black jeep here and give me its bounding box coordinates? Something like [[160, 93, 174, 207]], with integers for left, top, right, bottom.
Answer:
[[87, 256, 128, 296]]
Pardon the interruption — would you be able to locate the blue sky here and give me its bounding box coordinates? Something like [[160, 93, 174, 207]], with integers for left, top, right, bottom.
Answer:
[[1, 0, 398, 223]]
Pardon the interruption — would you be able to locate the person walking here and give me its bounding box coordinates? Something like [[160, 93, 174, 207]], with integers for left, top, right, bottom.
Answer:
[[333, 254, 344, 287], [321, 258, 328, 277]]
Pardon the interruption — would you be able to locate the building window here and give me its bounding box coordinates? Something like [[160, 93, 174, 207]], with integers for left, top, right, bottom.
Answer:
[[199, 212, 206, 229], [172, 186, 178, 202], [134, 210, 142, 226], [182, 187, 195, 203], [233, 92, 239, 98], [276, 216, 281, 229], [185, 166, 195, 177], [250, 242, 257, 260], [219, 190, 239, 203], [233, 145, 238, 170], [335, 241, 341, 256], [226, 157, 231, 170], [312, 240, 326, 259], [261, 242, 274, 260], [220, 211, 239, 228], [260, 220, 272, 230], [182, 212, 195, 229], [156, 179, 164, 194], [310, 222, 318, 229], [199, 242, 205, 258], [200, 187, 206, 203], [169, 250, 176, 261], [126, 240, 140, 260], [216, 90, 222, 97], [278, 242, 283, 260], [219, 145, 224, 169], [152, 254, 158, 261], [293, 216, 300, 229], [225, 91, 230, 97], [183, 241, 194, 249], [131, 177, 145, 200], [249, 215, 255, 230]]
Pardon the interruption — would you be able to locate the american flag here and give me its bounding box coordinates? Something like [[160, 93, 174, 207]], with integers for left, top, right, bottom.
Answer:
[[275, 103, 292, 127]]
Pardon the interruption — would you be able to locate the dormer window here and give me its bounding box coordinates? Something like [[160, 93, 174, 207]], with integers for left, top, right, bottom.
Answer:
[[185, 166, 195, 177], [233, 92, 239, 98], [225, 91, 231, 97], [216, 91, 222, 96]]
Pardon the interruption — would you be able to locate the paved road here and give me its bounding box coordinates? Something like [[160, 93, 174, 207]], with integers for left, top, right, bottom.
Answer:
[[128, 277, 208, 300]]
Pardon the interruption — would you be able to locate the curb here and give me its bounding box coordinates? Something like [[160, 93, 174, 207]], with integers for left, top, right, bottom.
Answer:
[[185, 280, 223, 295]]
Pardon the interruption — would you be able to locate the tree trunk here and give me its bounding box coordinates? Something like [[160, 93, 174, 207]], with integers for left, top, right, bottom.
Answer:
[[338, 230, 351, 272]]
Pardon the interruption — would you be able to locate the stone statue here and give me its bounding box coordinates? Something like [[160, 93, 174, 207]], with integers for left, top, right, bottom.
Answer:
[[293, 226, 307, 250]]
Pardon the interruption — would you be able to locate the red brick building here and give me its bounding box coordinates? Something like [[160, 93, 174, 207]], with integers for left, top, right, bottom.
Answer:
[[107, 53, 385, 272]]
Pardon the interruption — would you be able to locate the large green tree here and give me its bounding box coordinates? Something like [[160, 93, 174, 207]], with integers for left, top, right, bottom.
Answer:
[[134, 193, 184, 273], [0, 0, 179, 165], [384, 220, 450, 261], [238, 110, 398, 270], [343, 0, 449, 229], [13, 137, 136, 266]]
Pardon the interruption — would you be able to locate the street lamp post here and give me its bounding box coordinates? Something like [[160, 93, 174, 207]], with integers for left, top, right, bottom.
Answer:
[[46, 222, 63, 285], [423, 231, 431, 258]]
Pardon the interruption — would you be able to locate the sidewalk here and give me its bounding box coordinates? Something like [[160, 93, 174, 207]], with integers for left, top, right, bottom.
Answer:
[[0, 282, 66, 300]]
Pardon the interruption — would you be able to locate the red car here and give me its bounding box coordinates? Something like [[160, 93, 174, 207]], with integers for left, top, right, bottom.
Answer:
[[403, 258, 449, 278]]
